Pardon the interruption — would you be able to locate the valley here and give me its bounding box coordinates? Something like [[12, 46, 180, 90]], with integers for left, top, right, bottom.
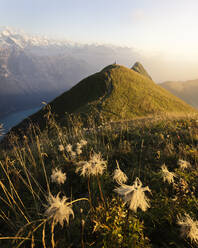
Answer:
[[0, 106, 40, 140]]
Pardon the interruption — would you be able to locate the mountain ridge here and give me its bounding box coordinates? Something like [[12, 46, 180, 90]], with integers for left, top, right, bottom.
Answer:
[[3, 63, 196, 141], [131, 61, 152, 80], [161, 79, 198, 108], [0, 26, 75, 50], [0, 27, 145, 121]]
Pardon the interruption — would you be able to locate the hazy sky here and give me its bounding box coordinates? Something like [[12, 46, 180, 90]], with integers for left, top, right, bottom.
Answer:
[[1, 0, 198, 81]]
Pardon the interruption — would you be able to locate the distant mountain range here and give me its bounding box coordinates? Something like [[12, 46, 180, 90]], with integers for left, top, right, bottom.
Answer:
[[0, 27, 94, 119], [160, 79, 198, 109], [0, 27, 141, 120], [1, 26, 197, 138], [5, 63, 195, 140]]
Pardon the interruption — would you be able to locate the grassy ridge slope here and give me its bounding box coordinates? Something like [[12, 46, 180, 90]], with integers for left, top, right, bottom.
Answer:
[[100, 65, 195, 120], [3, 64, 196, 139]]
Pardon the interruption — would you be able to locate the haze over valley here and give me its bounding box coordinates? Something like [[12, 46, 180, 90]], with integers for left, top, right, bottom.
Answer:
[[0, 27, 140, 123], [161, 79, 198, 109], [1, 26, 198, 136]]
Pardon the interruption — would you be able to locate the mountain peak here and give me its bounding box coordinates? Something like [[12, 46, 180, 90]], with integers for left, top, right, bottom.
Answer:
[[6, 64, 195, 138], [0, 27, 71, 49], [100, 63, 121, 72], [131, 62, 152, 80]]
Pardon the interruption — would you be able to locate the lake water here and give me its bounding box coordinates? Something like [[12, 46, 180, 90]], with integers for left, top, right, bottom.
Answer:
[[0, 107, 40, 140]]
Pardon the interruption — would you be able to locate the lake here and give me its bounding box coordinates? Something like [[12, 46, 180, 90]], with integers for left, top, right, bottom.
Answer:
[[0, 107, 40, 140]]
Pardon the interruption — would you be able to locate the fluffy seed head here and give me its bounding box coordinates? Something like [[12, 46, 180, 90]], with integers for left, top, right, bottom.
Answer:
[[178, 159, 191, 170], [76, 152, 107, 177], [66, 144, 73, 153], [160, 164, 176, 184], [45, 193, 74, 227], [76, 142, 82, 155], [113, 168, 128, 185], [76, 142, 82, 149], [70, 151, 76, 158], [76, 148, 82, 155], [114, 177, 151, 212], [80, 139, 87, 146], [51, 168, 66, 185], [113, 162, 128, 185], [177, 213, 198, 244], [58, 144, 64, 152]]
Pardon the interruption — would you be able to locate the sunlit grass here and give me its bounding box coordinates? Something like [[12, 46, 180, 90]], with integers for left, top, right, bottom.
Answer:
[[0, 112, 198, 247]]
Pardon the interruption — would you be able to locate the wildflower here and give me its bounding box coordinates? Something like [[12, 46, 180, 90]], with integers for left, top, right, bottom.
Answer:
[[77, 142, 82, 149], [51, 168, 66, 185], [76, 142, 82, 155], [174, 178, 189, 196], [177, 213, 198, 244], [114, 177, 151, 212], [113, 161, 128, 185], [178, 159, 190, 170], [45, 193, 74, 227], [66, 144, 73, 153], [76, 148, 82, 155], [76, 152, 107, 177], [80, 139, 87, 146], [74, 140, 87, 155], [58, 144, 64, 152], [70, 151, 76, 158], [65, 144, 77, 158], [160, 164, 176, 184]]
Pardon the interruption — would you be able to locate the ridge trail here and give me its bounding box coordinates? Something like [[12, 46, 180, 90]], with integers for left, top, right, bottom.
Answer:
[[100, 71, 113, 105], [95, 70, 116, 120]]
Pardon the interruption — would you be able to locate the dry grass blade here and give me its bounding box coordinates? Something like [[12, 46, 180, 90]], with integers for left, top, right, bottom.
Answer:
[[0, 180, 30, 223], [36, 135, 50, 193], [51, 219, 55, 248], [0, 161, 27, 210], [42, 222, 46, 248]]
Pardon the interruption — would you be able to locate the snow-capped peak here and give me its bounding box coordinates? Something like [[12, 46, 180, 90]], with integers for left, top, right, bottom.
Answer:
[[0, 26, 76, 50]]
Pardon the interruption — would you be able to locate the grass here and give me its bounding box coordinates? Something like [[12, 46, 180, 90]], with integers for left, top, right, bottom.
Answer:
[[7, 64, 196, 139], [0, 110, 198, 247], [102, 65, 195, 120]]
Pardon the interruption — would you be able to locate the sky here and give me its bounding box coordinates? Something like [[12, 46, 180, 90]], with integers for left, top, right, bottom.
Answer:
[[1, 0, 198, 82]]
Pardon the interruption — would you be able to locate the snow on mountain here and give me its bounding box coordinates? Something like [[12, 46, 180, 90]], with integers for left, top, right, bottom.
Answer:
[[0, 27, 95, 119], [0, 26, 82, 52], [0, 26, 140, 121]]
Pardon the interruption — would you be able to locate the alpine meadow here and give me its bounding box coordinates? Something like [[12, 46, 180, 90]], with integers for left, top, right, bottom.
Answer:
[[0, 61, 198, 247], [1, 1, 198, 247]]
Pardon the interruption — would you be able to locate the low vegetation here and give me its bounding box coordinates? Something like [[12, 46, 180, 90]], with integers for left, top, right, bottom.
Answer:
[[8, 64, 195, 138], [0, 110, 197, 247]]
